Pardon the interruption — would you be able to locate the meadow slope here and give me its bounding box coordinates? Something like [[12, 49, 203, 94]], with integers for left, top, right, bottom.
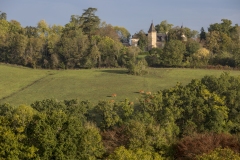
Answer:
[[1, 64, 240, 106]]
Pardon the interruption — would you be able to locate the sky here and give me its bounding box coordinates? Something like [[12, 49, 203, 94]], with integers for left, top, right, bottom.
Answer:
[[0, 0, 240, 35]]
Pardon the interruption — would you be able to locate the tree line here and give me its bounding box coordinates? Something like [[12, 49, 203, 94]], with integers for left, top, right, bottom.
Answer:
[[144, 19, 240, 68], [0, 8, 132, 69], [1, 9, 240, 71], [1, 73, 240, 159]]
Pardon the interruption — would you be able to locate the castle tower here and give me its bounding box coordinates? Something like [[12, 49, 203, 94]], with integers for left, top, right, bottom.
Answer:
[[148, 22, 157, 50]]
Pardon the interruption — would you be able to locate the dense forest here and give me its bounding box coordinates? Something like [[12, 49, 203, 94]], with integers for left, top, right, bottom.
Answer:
[[0, 8, 240, 72], [1, 73, 240, 159]]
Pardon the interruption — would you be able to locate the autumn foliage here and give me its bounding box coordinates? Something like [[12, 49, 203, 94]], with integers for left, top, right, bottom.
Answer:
[[174, 133, 240, 159]]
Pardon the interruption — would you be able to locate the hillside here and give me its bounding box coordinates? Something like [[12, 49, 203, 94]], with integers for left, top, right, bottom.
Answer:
[[1, 64, 240, 106]]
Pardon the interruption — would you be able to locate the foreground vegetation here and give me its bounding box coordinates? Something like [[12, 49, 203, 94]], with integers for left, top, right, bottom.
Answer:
[[1, 72, 240, 159], [1, 64, 240, 106]]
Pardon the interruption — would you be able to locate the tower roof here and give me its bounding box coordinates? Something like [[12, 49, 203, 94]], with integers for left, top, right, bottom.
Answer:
[[148, 22, 156, 33]]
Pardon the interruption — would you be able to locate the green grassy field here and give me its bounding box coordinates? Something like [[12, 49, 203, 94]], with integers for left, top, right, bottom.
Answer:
[[1, 64, 240, 106]]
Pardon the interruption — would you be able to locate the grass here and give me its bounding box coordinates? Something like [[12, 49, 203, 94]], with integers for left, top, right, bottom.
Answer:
[[1, 64, 240, 106]]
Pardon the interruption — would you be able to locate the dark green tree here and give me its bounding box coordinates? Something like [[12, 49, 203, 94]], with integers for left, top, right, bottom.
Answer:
[[88, 100, 121, 129], [0, 11, 7, 20], [0, 18, 10, 62], [155, 20, 173, 34], [199, 27, 206, 42], [206, 19, 238, 55], [0, 104, 38, 159], [25, 26, 38, 38], [28, 99, 105, 159], [56, 27, 89, 68], [185, 39, 201, 57], [161, 40, 186, 67], [136, 30, 148, 51], [168, 26, 198, 41], [208, 19, 233, 36], [80, 7, 100, 37]]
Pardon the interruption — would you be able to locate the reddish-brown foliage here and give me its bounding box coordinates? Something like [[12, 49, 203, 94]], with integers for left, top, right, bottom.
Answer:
[[139, 90, 144, 94], [174, 133, 240, 160], [145, 91, 151, 95], [109, 99, 115, 103], [129, 101, 134, 105], [101, 125, 129, 155], [111, 93, 117, 97]]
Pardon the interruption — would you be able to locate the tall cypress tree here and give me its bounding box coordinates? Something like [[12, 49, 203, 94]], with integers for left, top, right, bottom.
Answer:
[[200, 27, 206, 42]]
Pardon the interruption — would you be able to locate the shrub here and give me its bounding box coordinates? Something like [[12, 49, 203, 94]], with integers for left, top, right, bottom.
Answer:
[[196, 148, 240, 160], [174, 133, 240, 159], [127, 58, 148, 76]]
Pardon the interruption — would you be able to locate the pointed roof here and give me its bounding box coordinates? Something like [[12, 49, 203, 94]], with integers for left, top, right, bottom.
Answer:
[[148, 22, 156, 33]]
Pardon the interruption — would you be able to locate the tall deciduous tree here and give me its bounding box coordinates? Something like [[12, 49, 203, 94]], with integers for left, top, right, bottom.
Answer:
[[37, 20, 49, 39], [7, 20, 27, 64], [114, 26, 131, 43], [56, 28, 89, 68], [25, 26, 38, 38], [97, 22, 119, 41], [136, 30, 148, 51], [97, 36, 123, 67], [208, 19, 233, 36], [47, 25, 62, 68], [155, 20, 173, 34], [185, 39, 201, 57], [161, 40, 186, 67], [0, 19, 10, 62], [207, 19, 238, 55], [206, 31, 232, 54], [168, 26, 198, 41], [0, 104, 38, 159]]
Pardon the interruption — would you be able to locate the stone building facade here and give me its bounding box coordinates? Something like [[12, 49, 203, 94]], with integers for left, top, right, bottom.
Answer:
[[131, 22, 167, 51], [148, 23, 157, 50]]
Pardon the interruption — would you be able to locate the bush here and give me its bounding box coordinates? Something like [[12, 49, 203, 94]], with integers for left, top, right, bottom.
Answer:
[[189, 48, 210, 67], [108, 146, 164, 160], [127, 58, 148, 76], [174, 133, 240, 159], [197, 148, 240, 160], [210, 51, 235, 67], [139, 51, 149, 55], [145, 55, 160, 67]]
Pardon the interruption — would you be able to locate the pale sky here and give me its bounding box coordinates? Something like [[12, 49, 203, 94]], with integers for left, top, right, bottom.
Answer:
[[0, 0, 240, 35]]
